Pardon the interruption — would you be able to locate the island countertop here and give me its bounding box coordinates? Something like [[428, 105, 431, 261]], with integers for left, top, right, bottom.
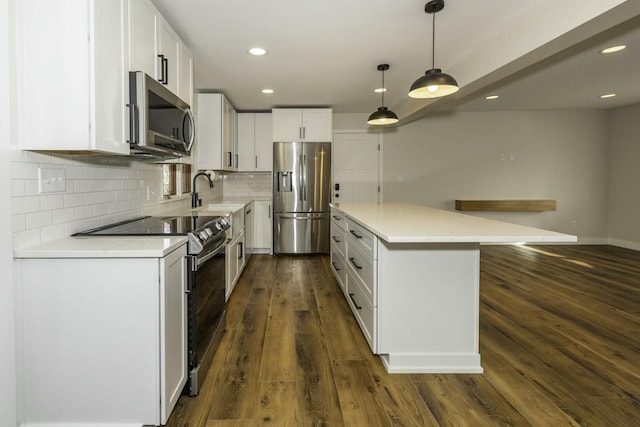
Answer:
[[331, 203, 576, 244]]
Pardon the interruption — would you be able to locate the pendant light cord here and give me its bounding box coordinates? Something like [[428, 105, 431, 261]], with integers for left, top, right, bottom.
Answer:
[[431, 11, 436, 70], [381, 69, 386, 107]]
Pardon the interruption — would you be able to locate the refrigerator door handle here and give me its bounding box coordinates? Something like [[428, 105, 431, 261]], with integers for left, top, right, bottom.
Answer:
[[303, 154, 307, 202], [299, 154, 304, 202]]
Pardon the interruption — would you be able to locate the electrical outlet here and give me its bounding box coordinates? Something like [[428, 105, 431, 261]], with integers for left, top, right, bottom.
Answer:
[[38, 168, 66, 193]]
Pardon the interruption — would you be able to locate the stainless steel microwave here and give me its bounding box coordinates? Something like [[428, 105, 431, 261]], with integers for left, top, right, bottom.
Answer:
[[127, 71, 194, 158]]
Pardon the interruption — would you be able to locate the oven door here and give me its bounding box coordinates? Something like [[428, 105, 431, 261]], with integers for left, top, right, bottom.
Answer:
[[187, 239, 226, 396]]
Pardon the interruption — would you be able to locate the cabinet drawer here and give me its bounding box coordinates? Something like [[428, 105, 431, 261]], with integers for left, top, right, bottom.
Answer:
[[345, 242, 375, 304], [346, 267, 376, 351], [330, 224, 346, 257], [347, 218, 376, 257], [330, 245, 347, 292], [331, 211, 347, 232]]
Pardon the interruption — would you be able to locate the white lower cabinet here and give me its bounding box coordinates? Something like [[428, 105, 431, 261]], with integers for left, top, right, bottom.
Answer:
[[16, 244, 188, 426], [226, 229, 246, 300], [253, 200, 273, 253]]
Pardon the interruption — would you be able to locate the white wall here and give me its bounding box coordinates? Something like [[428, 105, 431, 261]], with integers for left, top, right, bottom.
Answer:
[[608, 103, 640, 250], [1, 0, 17, 424], [380, 110, 610, 240]]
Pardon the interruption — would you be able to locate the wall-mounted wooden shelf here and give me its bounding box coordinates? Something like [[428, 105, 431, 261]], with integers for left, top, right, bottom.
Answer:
[[455, 200, 556, 212]]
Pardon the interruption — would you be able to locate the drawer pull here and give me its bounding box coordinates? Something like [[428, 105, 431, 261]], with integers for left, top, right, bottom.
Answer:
[[331, 262, 340, 271], [332, 215, 342, 220], [349, 257, 363, 270], [348, 293, 363, 310], [332, 236, 341, 243], [349, 229, 363, 239]]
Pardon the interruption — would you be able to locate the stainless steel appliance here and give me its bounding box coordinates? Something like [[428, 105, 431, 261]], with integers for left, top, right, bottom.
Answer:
[[73, 214, 230, 396], [273, 141, 331, 254], [128, 71, 195, 159]]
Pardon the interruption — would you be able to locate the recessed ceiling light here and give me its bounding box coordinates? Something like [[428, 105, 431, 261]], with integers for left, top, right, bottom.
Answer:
[[248, 47, 267, 56], [600, 45, 626, 54], [600, 93, 616, 99], [262, 89, 274, 94], [485, 95, 499, 100], [374, 88, 387, 93]]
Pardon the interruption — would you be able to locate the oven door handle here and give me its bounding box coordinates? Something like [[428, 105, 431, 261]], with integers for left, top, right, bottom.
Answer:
[[194, 240, 227, 269]]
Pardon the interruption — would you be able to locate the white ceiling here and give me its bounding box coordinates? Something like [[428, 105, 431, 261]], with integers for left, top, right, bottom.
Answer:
[[151, 0, 640, 118]]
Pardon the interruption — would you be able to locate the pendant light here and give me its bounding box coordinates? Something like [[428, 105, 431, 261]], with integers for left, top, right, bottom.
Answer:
[[368, 64, 399, 126], [408, 0, 459, 99]]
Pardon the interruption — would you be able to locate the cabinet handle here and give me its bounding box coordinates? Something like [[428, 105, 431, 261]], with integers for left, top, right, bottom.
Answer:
[[349, 257, 362, 270], [302, 126, 306, 139], [332, 261, 340, 272], [163, 57, 168, 84], [238, 242, 243, 260], [332, 215, 341, 221], [348, 293, 362, 310], [332, 236, 341, 243], [157, 54, 166, 83], [268, 205, 271, 219], [349, 229, 363, 239], [227, 152, 232, 167], [246, 209, 252, 215], [235, 154, 239, 168], [255, 155, 258, 169], [299, 127, 303, 140]]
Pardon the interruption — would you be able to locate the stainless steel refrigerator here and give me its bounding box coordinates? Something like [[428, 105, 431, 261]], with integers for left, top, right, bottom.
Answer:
[[273, 141, 331, 254]]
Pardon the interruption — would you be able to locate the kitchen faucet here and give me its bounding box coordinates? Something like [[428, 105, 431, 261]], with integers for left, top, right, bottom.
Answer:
[[191, 172, 214, 208]]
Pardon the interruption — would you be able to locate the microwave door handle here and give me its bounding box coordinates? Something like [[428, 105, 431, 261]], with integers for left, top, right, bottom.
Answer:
[[126, 102, 139, 145], [183, 109, 195, 152]]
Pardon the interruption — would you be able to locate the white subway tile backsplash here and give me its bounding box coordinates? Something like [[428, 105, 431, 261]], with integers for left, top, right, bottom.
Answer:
[[13, 229, 42, 250], [73, 179, 93, 193], [26, 211, 53, 229], [11, 162, 38, 179], [63, 193, 85, 208], [13, 196, 40, 214], [12, 180, 25, 197], [107, 180, 122, 191], [52, 208, 75, 224], [40, 224, 66, 242], [92, 203, 109, 217], [74, 205, 94, 220], [24, 151, 52, 164], [25, 180, 39, 196], [12, 214, 25, 232], [93, 179, 108, 191], [41, 194, 64, 210]]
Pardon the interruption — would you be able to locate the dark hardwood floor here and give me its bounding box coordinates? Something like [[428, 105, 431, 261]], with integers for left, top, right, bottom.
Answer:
[[167, 245, 640, 426]]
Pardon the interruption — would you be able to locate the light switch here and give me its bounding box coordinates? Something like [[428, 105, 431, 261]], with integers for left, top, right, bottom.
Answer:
[[38, 167, 66, 193]]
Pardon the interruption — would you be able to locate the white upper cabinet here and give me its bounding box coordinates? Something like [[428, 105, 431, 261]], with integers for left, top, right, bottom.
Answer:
[[179, 45, 194, 108], [272, 108, 332, 142], [15, 0, 130, 154], [238, 113, 273, 172], [129, 0, 191, 104], [196, 93, 237, 171]]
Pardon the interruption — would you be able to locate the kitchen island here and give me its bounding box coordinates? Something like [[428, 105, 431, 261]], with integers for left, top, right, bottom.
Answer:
[[330, 203, 576, 373]]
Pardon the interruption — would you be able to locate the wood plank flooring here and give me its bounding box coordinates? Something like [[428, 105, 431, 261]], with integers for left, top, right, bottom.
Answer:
[[166, 245, 640, 426]]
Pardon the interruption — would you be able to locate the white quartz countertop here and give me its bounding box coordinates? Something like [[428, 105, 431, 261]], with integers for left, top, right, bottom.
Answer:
[[331, 203, 577, 244], [13, 236, 188, 259]]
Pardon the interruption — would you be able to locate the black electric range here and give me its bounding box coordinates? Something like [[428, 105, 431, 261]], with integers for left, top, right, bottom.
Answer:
[[73, 215, 230, 255]]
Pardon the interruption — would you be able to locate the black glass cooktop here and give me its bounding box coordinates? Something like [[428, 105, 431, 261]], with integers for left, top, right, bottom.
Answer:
[[73, 215, 222, 236]]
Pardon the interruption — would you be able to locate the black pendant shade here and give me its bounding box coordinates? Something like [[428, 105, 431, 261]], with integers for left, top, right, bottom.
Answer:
[[408, 0, 459, 99], [368, 64, 399, 126]]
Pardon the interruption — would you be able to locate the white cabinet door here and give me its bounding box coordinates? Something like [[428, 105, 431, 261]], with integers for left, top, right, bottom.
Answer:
[[128, 0, 157, 78], [158, 17, 180, 95], [244, 202, 254, 259], [160, 246, 187, 423], [254, 113, 273, 171], [272, 109, 303, 141], [196, 93, 237, 171], [179, 44, 194, 107], [253, 200, 273, 251], [272, 108, 332, 142], [15, 0, 129, 154], [238, 113, 272, 171], [302, 109, 333, 141], [237, 113, 255, 171]]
